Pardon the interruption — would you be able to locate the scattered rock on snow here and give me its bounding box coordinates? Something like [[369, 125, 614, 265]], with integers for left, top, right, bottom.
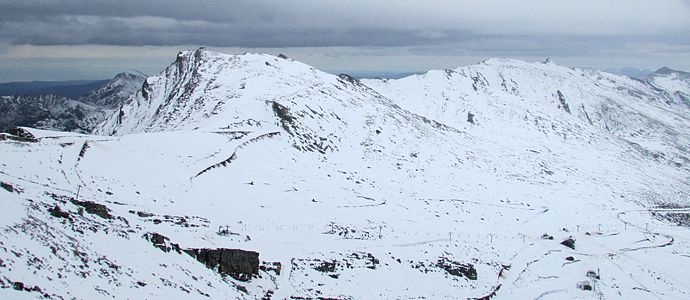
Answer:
[[143, 232, 181, 253], [436, 257, 478, 280], [184, 248, 260, 282], [260, 261, 282, 275], [71, 199, 113, 219], [561, 237, 576, 250], [48, 205, 71, 220]]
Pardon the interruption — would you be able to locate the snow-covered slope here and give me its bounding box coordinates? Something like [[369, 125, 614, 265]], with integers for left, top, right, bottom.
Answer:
[[1, 49, 689, 300], [81, 72, 146, 109], [645, 67, 690, 108], [364, 58, 690, 168]]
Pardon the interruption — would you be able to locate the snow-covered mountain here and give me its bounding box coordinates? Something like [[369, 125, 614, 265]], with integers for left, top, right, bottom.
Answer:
[[80, 72, 146, 109], [0, 72, 144, 133], [363, 58, 690, 170], [1, 48, 689, 300], [645, 67, 690, 108]]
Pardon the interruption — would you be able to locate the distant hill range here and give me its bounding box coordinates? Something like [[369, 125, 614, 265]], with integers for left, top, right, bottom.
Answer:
[[0, 79, 110, 98], [0, 73, 145, 133]]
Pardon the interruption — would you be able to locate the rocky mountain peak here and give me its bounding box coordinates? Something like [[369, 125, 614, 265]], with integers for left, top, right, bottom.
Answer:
[[651, 66, 677, 75], [80, 72, 145, 109]]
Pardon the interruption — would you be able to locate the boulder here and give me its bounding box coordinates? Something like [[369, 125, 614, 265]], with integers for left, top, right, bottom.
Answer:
[[185, 248, 259, 281], [561, 237, 576, 250]]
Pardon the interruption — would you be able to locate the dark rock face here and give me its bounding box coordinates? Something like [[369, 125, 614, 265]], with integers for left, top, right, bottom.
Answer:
[[436, 257, 477, 280], [556, 90, 571, 114], [70, 199, 113, 219], [143, 232, 181, 253], [81, 72, 145, 109], [1, 181, 14, 193], [48, 205, 71, 220], [314, 260, 337, 273], [349, 252, 379, 269], [467, 112, 476, 124], [0, 72, 143, 133], [2, 127, 38, 142], [143, 232, 261, 282], [5, 127, 36, 139], [337, 73, 359, 84], [272, 101, 297, 134], [78, 142, 90, 160], [3, 278, 50, 298], [184, 248, 259, 282], [561, 237, 576, 250], [260, 261, 282, 275], [652, 203, 690, 227], [0, 95, 98, 133]]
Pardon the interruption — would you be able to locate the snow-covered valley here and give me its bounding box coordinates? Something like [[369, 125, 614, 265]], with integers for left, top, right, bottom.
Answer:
[[1, 48, 689, 299]]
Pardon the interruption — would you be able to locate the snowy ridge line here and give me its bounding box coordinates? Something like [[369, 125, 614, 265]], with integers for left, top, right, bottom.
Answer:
[[193, 131, 281, 178]]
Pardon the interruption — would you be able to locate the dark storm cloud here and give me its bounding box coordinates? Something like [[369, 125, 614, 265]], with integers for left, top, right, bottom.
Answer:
[[0, 14, 473, 47], [1, 0, 689, 48], [1, 0, 690, 82]]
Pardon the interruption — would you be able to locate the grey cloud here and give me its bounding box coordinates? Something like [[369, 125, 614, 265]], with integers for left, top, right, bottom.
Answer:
[[1, 0, 690, 81], [0, 12, 479, 48], [1, 0, 689, 48]]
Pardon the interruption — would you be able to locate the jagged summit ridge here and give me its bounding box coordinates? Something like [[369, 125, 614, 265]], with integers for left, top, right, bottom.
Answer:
[[95, 48, 450, 155], [96, 48, 689, 171], [97, 48, 321, 135]]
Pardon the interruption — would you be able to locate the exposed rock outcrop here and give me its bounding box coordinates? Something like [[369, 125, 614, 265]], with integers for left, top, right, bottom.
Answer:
[[70, 199, 113, 219], [143, 232, 182, 253], [561, 237, 576, 250], [184, 248, 259, 281], [436, 257, 477, 280]]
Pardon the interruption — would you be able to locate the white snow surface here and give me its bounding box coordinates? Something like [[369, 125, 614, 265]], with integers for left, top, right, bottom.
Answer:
[[645, 67, 690, 109], [1, 49, 689, 299]]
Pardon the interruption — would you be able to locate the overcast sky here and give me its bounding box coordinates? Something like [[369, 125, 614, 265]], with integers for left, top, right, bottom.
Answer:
[[1, 0, 689, 81]]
